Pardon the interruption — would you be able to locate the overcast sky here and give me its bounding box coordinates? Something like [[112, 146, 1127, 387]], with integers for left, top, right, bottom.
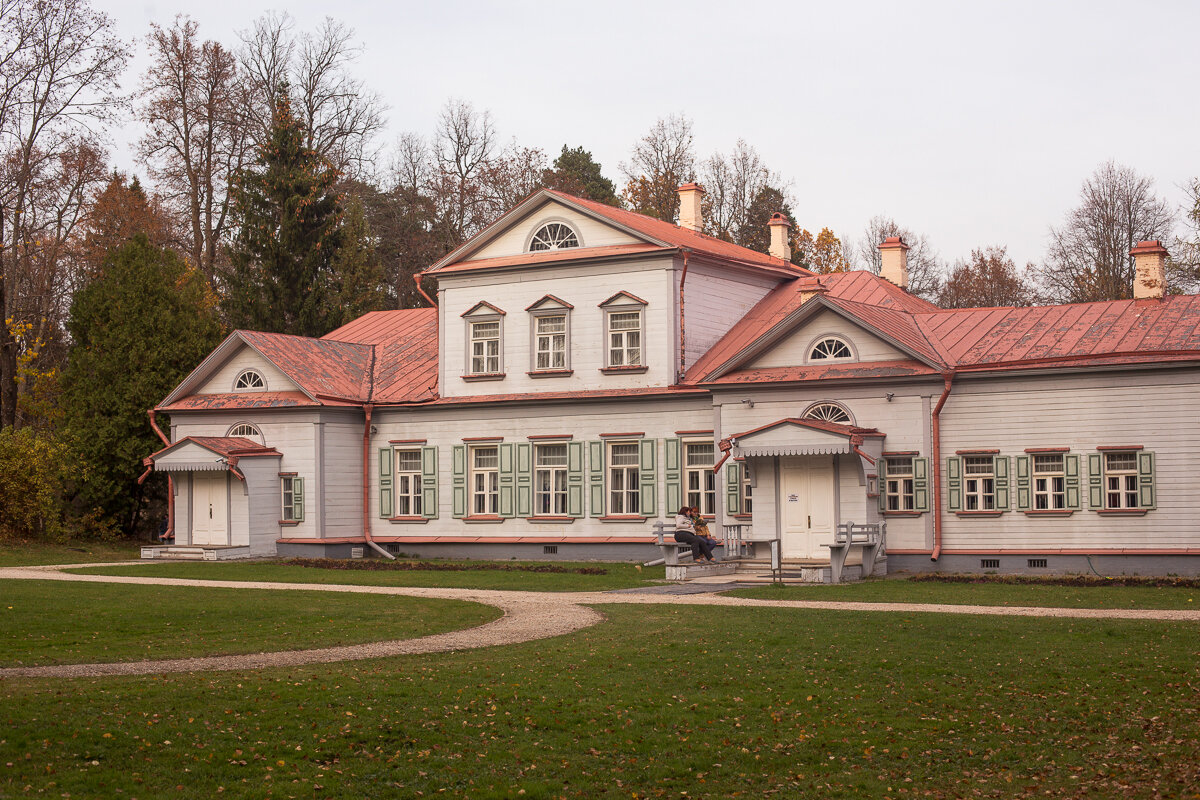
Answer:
[[104, 0, 1200, 270]]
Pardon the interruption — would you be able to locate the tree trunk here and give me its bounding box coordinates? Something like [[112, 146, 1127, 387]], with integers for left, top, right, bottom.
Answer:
[[0, 208, 17, 429]]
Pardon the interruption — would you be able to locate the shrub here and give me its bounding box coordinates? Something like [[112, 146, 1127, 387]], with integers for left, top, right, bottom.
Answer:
[[0, 427, 70, 540]]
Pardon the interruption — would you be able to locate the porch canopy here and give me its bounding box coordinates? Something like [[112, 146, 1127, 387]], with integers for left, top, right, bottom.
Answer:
[[720, 418, 885, 480], [144, 436, 281, 479]]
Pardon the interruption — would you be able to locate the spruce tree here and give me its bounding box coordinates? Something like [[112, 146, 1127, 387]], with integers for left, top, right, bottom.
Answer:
[[325, 195, 387, 329], [223, 86, 343, 336]]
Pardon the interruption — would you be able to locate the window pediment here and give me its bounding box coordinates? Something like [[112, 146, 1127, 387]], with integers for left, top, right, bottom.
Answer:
[[525, 294, 574, 312], [599, 290, 648, 308], [461, 300, 506, 318]]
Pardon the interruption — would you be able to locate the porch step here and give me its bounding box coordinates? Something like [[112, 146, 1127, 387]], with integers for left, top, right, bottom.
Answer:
[[683, 555, 888, 585], [665, 561, 738, 581], [141, 545, 252, 561]]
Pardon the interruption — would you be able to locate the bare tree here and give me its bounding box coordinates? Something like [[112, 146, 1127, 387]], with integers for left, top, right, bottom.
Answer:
[[237, 12, 385, 177], [699, 139, 789, 242], [431, 99, 497, 239], [1170, 177, 1200, 294], [1035, 161, 1176, 303], [138, 16, 249, 283], [937, 246, 1035, 308], [620, 114, 695, 221], [855, 216, 943, 300], [0, 0, 129, 428]]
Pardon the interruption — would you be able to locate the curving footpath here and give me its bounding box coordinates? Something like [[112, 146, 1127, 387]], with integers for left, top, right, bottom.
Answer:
[[2, 562, 1198, 679]]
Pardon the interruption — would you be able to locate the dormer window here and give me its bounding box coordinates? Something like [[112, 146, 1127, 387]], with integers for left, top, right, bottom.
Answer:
[[234, 369, 266, 391], [528, 222, 580, 252], [808, 336, 854, 361]]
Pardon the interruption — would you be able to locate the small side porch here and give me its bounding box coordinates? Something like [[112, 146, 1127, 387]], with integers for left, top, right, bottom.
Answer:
[[140, 544, 253, 561]]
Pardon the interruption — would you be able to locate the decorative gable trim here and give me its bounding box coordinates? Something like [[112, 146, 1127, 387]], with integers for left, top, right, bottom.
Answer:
[[158, 332, 319, 408], [461, 300, 506, 318], [599, 290, 649, 307], [525, 294, 574, 311]]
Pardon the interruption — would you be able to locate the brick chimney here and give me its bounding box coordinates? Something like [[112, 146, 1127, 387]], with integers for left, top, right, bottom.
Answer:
[[1130, 240, 1168, 300], [677, 183, 705, 232], [878, 236, 910, 290], [768, 212, 791, 261]]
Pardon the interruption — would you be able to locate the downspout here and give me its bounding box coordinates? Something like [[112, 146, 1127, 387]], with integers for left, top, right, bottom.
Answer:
[[414, 273, 437, 308], [148, 410, 174, 541], [677, 250, 690, 383], [930, 371, 955, 562], [362, 404, 395, 559]]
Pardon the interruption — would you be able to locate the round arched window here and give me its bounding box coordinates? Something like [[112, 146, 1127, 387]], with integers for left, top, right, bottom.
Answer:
[[528, 222, 580, 251], [227, 422, 263, 442], [809, 337, 853, 361], [234, 369, 266, 391], [804, 402, 852, 424]]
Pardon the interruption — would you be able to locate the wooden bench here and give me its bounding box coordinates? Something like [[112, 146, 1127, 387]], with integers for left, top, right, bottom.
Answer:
[[645, 521, 697, 567], [822, 521, 886, 583]]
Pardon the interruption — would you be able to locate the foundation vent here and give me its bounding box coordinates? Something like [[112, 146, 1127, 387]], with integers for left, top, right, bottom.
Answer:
[[351, 547, 364, 559], [1027, 558, 1048, 569], [543, 545, 558, 555], [980, 559, 1000, 570]]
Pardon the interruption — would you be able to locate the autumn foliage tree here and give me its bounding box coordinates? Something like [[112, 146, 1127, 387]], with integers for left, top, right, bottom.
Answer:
[[795, 227, 853, 274], [937, 246, 1035, 308], [620, 114, 695, 221]]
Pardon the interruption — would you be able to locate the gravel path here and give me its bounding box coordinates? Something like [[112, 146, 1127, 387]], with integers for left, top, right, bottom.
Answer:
[[2, 563, 1197, 679]]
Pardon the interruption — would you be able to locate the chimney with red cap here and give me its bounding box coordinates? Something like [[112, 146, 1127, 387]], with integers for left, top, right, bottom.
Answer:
[[677, 183, 704, 232], [1130, 240, 1168, 300], [768, 212, 791, 261], [878, 236, 910, 290]]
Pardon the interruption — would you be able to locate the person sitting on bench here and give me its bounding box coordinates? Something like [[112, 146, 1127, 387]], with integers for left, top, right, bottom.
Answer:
[[673, 505, 716, 563]]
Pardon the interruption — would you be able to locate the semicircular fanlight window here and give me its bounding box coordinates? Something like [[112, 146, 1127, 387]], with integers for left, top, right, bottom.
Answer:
[[809, 337, 853, 361], [529, 223, 580, 252], [804, 402, 852, 424]]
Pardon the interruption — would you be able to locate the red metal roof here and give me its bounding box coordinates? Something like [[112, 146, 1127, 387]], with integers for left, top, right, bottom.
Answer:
[[433, 243, 670, 274], [158, 391, 319, 412], [146, 436, 282, 465], [710, 359, 939, 385], [323, 308, 439, 403], [239, 330, 373, 402]]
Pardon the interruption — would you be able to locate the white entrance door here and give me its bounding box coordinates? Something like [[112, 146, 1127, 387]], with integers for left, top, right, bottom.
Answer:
[[780, 456, 835, 559], [192, 472, 229, 546]]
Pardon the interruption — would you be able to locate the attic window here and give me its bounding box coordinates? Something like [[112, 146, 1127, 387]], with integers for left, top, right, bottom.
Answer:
[[227, 423, 263, 442], [529, 222, 579, 252], [804, 402, 852, 424], [809, 337, 853, 361], [234, 369, 266, 391]]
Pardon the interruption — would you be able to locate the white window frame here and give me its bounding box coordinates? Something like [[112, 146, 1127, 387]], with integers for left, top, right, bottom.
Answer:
[[530, 310, 570, 372], [226, 422, 263, 443], [607, 441, 641, 515], [1103, 452, 1140, 510], [963, 455, 996, 511], [469, 445, 500, 515], [281, 476, 301, 521], [885, 456, 915, 511], [604, 308, 643, 368], [534, 443, 569, 516], [233, 369, 266, 392], [684, 440, 716, 516], [525, 219, 582, 252], [802, 401, 854, 425], [394, 449, 424, 517], [1033, 454, 1067, 511], [806, 334, 855, 363], [466, 317, 502, 376]]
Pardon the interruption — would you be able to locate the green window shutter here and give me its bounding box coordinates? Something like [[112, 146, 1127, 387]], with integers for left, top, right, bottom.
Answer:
[[588, 441, 604, 517], [638, 438, 657, 517], [498, 443, 515, 517], [994, 455, 1010, 511], [292, 477, 304, 522], [913, 457, 929, 513], [877, 459, 888, 513], [1015, 455, 1031, 511], [946, 456, 962, 512], [515, 443, 532, 518], [378, 448, 393, 518], [567, 441, 585, 518], [725, 462, 741, 515], [1137, 451, 1156, 510], [452, 445, 467, 518], [1064, 453, 1081, 511], [664, 437, 682, 514], [1087, 453, 1103, 510], [421, 446, 438, 519]]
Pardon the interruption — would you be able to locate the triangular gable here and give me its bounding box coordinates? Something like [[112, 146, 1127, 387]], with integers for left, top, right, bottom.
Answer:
[[525, 294, 574, 311], [461, 300, 506, 317], [146, 436, 281, 472], [160, 333, 312, 407], [728, 418, 884, 461], [691, 294, 945, 383], [599, 290, 648, 307]]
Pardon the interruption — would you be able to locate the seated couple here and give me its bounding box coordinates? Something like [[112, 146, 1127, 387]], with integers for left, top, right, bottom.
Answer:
[[673, 505, 721, 563]]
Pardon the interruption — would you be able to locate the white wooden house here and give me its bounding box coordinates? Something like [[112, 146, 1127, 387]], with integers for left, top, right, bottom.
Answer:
[[145, 186, 1200, 575]]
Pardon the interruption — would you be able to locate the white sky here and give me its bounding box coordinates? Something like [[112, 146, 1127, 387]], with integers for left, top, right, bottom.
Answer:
[[104, 0, 1200, 270]]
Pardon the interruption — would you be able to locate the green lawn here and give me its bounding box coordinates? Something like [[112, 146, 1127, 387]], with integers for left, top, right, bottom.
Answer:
[[0, 580, 499, 667], [0, 539, 142, 567], [1, 605, 1195, 798], [72, 558, 667, 592], [726, 577, 1200, 609]]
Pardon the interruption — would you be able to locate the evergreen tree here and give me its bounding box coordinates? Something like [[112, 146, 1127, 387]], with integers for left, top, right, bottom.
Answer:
[[543, 145, 620, 206], [740, 186, 806, 267], [61, 235, 222, 535], [223, 86, 343, 336], [325, 195, 387, 329]]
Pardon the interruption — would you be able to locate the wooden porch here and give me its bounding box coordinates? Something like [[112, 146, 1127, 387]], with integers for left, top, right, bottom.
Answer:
[[140, 545, 253, 561]]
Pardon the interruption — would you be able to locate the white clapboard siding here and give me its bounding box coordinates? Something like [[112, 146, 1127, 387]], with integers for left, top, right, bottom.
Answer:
[[469, 202, 641, 262], [438, 258, 676, 397], [322, 422, 365, 538], [682, 265, 777, 371], [371, 397, 713, 535], [940, 376, 1200, 550], [719, 392, 930, 450], [199, 346, 299, 395], [748, 309, 908, 369]]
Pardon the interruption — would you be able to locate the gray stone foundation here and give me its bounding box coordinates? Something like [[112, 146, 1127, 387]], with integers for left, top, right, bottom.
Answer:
[[887, 553, 1200, 577]]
